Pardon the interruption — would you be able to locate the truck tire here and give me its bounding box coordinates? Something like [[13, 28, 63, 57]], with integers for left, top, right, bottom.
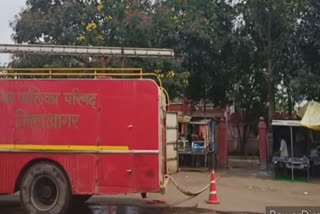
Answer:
[[20, 161, 71, 214]]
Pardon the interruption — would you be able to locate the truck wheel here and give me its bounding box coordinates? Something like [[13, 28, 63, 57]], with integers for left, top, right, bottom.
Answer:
[[20, 162, 71, 214]]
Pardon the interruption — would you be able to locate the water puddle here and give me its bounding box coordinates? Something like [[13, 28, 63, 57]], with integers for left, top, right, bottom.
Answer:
[[0, 200, 214, 214]]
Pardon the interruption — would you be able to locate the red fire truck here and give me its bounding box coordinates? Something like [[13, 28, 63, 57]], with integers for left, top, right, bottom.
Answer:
[[0, 69, 167, 214]]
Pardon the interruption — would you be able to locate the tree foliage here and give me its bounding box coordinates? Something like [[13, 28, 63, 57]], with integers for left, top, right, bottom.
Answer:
[[10, 0, 188, 98], [10, 0, 320, 151], [291, 0, 320, 101]]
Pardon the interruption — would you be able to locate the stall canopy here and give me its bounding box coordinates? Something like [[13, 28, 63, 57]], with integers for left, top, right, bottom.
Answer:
[[298, 101, 320, 130]]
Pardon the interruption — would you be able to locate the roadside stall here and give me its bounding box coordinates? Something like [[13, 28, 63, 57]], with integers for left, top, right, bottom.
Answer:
[[177, 115, 192, 149], [178, 119, 216, 170], [271, 101, 320, 181], [272, 120, 310, 181], [298, 101, 320, 177]]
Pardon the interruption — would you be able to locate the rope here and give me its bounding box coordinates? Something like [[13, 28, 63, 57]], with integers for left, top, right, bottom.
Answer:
[[164, 175, 210, 196], [164, 169, 230, 197]]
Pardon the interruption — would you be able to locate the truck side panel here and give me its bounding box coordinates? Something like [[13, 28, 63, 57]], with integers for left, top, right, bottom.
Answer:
[[0, 79, 160, 195]]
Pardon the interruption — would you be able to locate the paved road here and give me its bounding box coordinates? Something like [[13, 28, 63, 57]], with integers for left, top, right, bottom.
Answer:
[[3, 168, 317, 213], [0, 195, 214, 214]]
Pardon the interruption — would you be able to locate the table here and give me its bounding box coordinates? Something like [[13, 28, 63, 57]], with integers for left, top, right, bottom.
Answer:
[[178, 149, 215, 171], [272, 156, 310, 181]]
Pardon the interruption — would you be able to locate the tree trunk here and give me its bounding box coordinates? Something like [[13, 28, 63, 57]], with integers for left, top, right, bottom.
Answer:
[[267, 58, 274, 126], [288, 87, 292, 116], [204, 100, 207, 119], [204, 85, 207, 119], [266, 9, 274, 127]]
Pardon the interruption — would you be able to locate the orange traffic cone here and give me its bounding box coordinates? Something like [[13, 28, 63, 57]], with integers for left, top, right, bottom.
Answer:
[[207, 170, 220, 204]]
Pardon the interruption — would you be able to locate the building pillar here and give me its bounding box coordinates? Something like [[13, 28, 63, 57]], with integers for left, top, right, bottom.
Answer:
[[183, 97, 189, 114], [101, 56, 109, 68], [217, 118, 227, 168], [258, 117, 267, 170]]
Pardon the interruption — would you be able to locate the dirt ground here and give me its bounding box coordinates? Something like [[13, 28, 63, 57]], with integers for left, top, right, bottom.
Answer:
[[1, 167, 320, 213], [92, 167, 320, 213], [162, 167, 320, 213]]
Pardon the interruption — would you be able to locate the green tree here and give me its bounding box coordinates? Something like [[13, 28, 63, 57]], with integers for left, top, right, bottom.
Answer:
[[10, 0, 188, 99], [239, 0, 302, 124], [230, 29, 268, 154], [292, 0, 320, 102], [166, 0, 237, 106]]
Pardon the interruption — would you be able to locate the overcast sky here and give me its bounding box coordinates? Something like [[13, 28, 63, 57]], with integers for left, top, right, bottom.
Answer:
[[0, 0, 26, 65]]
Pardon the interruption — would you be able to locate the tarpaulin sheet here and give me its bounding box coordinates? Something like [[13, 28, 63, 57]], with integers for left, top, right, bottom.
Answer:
[[298, 101, 320, 130]]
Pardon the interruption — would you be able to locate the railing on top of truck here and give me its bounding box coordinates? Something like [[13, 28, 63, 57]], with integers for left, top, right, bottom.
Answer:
[[0, 67, 170, 104]]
